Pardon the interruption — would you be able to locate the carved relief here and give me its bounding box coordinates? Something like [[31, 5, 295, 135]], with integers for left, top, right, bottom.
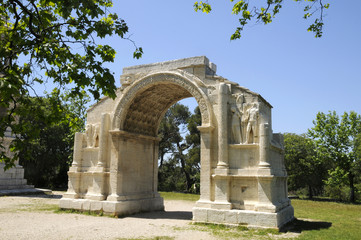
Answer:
[[85, 124, 100, 148], [230, 93, 260, 144], [235, 94, 245, 110], [244, 103, 259, 144], [230, 106, 243, 144]]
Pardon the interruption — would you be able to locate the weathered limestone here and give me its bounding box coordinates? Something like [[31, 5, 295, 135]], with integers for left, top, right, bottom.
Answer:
[[60, 56, 294, 228]]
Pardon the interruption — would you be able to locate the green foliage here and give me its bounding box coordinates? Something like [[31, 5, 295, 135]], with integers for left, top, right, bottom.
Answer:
[[158, 104, 201, 193], [0, 0, 141, 168], [308, 111, 361, 202], [323, 184, 351, 202], [194, 2, 212, 13], [284, 133, 327, 198], [17, 91, 89, 189], [194, 0, 329, 39]]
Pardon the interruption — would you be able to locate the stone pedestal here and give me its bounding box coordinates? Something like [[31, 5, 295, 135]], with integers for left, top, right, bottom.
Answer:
[[0, 164, 33, 190], [0, 135, 35, 194]]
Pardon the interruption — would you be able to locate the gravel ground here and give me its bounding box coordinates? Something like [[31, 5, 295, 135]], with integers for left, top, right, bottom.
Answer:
[[0, 192, 298, 240], [0, 192, 216, 240]]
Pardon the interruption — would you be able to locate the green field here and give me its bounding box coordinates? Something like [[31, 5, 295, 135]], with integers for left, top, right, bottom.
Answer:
[[160, 192, 361, 239], [291, 199, 361, 240]]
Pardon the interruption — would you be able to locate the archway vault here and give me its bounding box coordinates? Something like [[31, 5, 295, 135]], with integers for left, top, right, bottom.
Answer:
[[112, 71, 213, 134]]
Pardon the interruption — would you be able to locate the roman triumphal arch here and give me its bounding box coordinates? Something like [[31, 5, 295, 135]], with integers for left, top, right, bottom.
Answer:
[[59, 56, 294, 229]]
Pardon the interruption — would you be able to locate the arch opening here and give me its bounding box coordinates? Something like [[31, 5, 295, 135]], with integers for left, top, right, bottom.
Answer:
[[116, 78, 206, 195], [157, 99, 201, 195]]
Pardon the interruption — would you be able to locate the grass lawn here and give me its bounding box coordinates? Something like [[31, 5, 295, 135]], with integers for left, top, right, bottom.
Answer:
[[160, 192, 361, 239], [159, 191, 200, 201], [291, 199, 361, 240]]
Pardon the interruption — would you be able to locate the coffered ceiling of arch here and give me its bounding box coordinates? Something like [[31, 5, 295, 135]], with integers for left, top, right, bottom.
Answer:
[[123, 83, 192, 136]]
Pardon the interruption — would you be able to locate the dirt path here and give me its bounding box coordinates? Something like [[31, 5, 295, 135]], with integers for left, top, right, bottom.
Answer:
[[0, 192, 215, 240], [0, 192, 298, 240]]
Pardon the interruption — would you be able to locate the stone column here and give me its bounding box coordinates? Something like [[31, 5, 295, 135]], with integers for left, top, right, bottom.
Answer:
[[212, 83, 231, 209], [256, 176, 276, 213], [256, 121, 276, 212], [258, 122, 271, 175], [97, 113, 110, 168], [71, 132, 83, 168], [63, 132, 83, 199], [196, 125, 214, 205], [217, 83, 229, 168], [212, 176, 231, 209], [107, 132, 121, 201], [153, 139, 160, 197]]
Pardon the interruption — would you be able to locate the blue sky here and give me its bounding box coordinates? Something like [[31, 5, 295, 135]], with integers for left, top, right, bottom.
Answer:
[[104, 0, 361, 134], [38, 1, 361, 134]]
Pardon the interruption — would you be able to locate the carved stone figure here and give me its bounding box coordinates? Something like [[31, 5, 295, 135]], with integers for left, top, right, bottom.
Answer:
[[236, 94, 245, 111], [85, 124, 93, 148], [91, 124, 100, 148], [231, 106, 243, 144], [245, 103, 259, 144]]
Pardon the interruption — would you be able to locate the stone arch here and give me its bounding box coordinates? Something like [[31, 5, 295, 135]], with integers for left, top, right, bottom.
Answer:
[[112, 71, 213, 134], [60, 57, 294, 229]]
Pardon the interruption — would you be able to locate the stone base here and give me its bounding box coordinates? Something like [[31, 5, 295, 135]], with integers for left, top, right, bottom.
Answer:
[[0, 164, 35, 192], [59, 196, 164, 216], [192, 205, 294, 229]]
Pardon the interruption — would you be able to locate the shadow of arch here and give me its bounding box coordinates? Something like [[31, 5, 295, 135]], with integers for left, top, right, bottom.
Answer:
[[124, 210, 193, 221], [281, 218, 332, 233]]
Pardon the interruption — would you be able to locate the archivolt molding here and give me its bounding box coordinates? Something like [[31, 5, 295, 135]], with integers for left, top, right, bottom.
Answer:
[[112, 71, 213, 132]]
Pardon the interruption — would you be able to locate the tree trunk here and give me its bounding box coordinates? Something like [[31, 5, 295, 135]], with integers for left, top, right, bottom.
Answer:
[[308, 184, 313, 199], [159, 151, 164, 168], [349, 172, 355, 203], [176, 143, 192, 192], [179, 156, 192, 192]]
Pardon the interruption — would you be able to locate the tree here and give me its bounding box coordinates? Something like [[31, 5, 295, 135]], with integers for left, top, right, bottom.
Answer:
[[158, 103, 191, 192], [284, 133, 327, 198], [185, 106, 202, 193], [194, 0, 330, 39], [308, 111, 361, 202], [17, 90, 88, 189], [158, 104, 201, 193], [0, 0, 142, 168]]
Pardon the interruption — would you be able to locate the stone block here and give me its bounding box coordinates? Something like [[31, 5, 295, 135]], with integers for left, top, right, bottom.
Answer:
[[59, 199, 72, 209], [102, 201, 117, 213], [225, 210, 238, 224], [90, 201, 104, 212], [192, 207, 208, 222], [71, 200, 84, 210], [207, 209, 225, 223], [82, 200, 91, 210]]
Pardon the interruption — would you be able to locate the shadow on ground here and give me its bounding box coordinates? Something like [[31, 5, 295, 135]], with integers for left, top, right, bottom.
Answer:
[[130, 210, 193, 220], [281, 218, 332, 233], [16, 193, 63, 199]]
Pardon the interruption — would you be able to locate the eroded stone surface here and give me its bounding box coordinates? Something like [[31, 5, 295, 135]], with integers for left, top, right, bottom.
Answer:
[[60, 56, 294, 228]]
